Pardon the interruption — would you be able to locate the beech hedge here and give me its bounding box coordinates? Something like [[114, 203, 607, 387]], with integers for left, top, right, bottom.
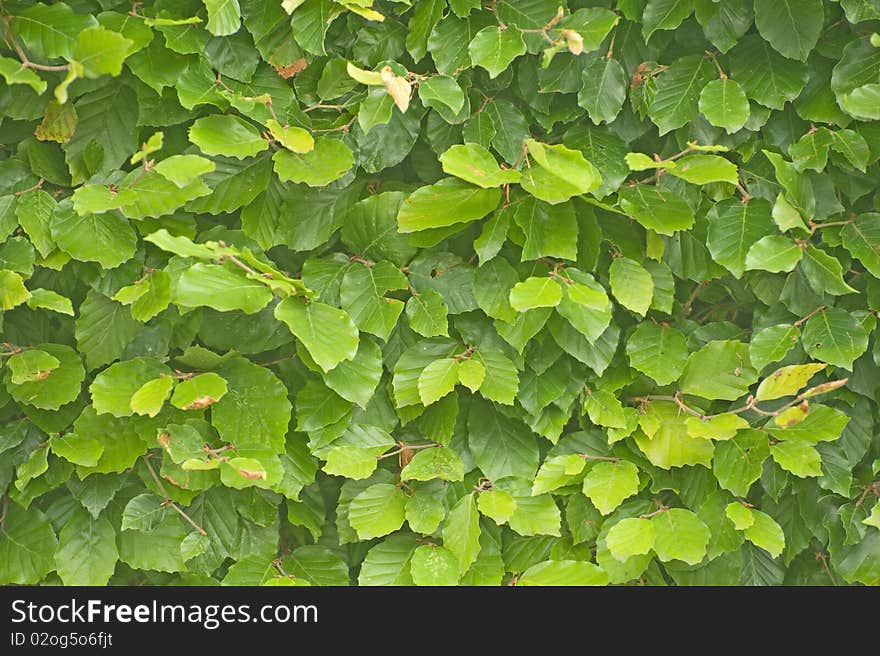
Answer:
[[0, 0, 879, 587]]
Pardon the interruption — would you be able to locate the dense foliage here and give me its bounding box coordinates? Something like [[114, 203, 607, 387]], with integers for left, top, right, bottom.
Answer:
[[0, 0, 879, 587]]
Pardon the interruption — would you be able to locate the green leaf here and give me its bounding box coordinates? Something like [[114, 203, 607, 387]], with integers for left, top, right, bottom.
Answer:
[[129, 376, 174, 418], [0, 504, 58, 584], [212, 357, 292, 452], [648, 54, 714, 134], [509, 277, 563, 312], [513, 198, 578, 261], [643, 0, 695, 41], [12, 3, 98, 60], [418, 358, 460, 406], [73, 26, 133, 78], [54, 509, 118, 585], [742, 509, 786, 557], [397, 178, 501, 232], [6, 349, 59, 384], [171, 372, 228, 410], [406, 289, 449, 337], [265, 119, 314, 153], [467, 402, 539, 480], [340, 261, 407, 340], [609, 257, 654, 316], [754, 0, 822, 61], [755, 363, 826, 401], [685, 413, 749, 440], [582, 460, 641, 515], [841, 213, 880, 278], [707, 198, 774, 278], [154, 155, 216, 187], [189, 114, 267, 159], [5, 343, 84, 411], [50, 202, 137, 269], [730, 35, 807, 109], [521, 139, 602, 203], [800, 245, 858, 296], [634, 401, 716, 469], [0, 56, 47, 95], [584, 389, 627, 429], [323, 446, 379, 480], [439, 144, 521, 188], [90, 357, 171, 417], [48, 433, 103, 467], [321, 338, 383, 408], [713, 429, 769, 497], [745, 235, 803, 273], [468, 26, 527, 78], [801, 307, 868, 370], [477, 488, 516, 524], [272, 138, 354, 187], [770, 441, 822, 478], [418, 74, 466, 114], [16, 189, 56, 258], [442, 494, 482, 574], [26, 288, 74, 316], [626, 323, 688, 386], [699, 78, 750, 133], [618, 185, 695, 235], [410, 545, 460, 586], [668, 154, 738, 185], [406, 489, 446, 534], [766, 404, 849, 443], [750, 324, 801, 372], [400, 446, 464, 482], [578, 57, 627, 125], [175, 263, 272, 314], [680, 340, 758, 401], [651, 508, 711, 565], [348, 483, 407, 540], [518, 559, 609, 586], [605, 517, 655, 561], [275, 297, 359, 373], [204, 0, 242, 36]]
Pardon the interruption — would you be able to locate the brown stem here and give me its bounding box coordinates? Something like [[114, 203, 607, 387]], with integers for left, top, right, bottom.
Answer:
[[13, 178, 43, 196], [304, 103, 347, 112], [454, 345, 477, 360], [142, 455, 207, 536], [809, 219, 853, 234], [1, 16, 70, 72], [705, 50, 728, 80], [639, 505, 669, 519], [682, 281, 709, 315], [794, 305, 825, 327], [348, 254, 375, 267], [376, 442, 438, 460], [815, 551, 837, 586], [578, 453, 620, 463], [221, 253, 259, 276]]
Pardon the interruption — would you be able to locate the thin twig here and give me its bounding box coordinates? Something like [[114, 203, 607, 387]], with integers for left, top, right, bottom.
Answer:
[[578, 453, 620, 463], [376, 442, 438, 460], [639, 505, 669, 519], [794, 305, 825, 327], [142, 455, 207, 536]]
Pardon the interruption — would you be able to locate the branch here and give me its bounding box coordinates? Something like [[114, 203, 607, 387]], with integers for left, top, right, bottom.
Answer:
[[794, 305, 825, 327], [376, 442, 438, 460], [0, 16, 69, 72], [639, 505, 668, 519], [142, 455, 207, 536], [578, 453, 620, 463]]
